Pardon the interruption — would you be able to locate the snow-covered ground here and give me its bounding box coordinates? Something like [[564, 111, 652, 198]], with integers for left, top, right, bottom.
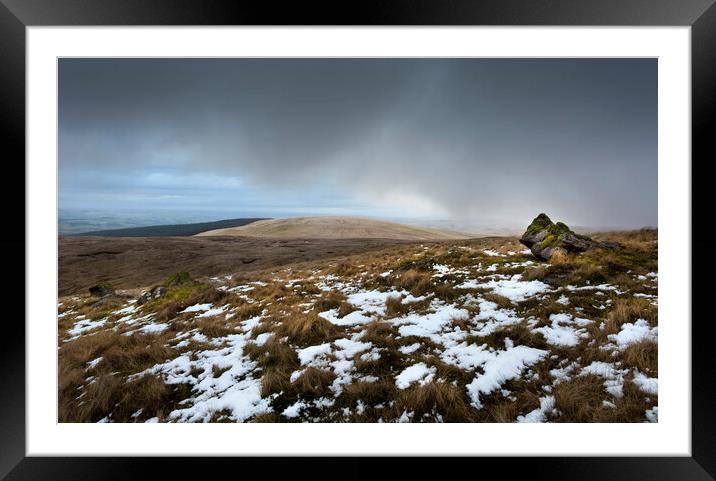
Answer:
[[58, 238, 658, 423]]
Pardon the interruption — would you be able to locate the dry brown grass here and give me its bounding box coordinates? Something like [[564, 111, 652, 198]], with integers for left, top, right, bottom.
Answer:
[[185, 285, 228, 306], [58, 320, 188, 422], [61, 371, 194, 423], [552, 374, 607, 422], [154, 301, 181, 323], [76, 296, 128, 320], [395, 270, 433, 296], [384, 296, 410, 318], [314, 291, 348, 311], [396, 381, 479, 422], [604, 298, 657, 335], [548, 249, 569, 265], [622, 339, 658, 375], [195, 315, 237, 338], [522, 265, 549, 281], [333, 261, 359, 276], [567, 263, 607, 285], [291, 367, 336, 397], [592, 379, 655, 422], [311, 291, 357, 317], [244, 335, 300, 397], [260, 368, 293, 397], [341, 379, 398, 408], [245, 335, 299, 370], [233, 302, 263, 321], [477, 323, 548, 351], [251, 282, 291, 302], [248, 412, 285, 423], [250, 316, 280, 337], [422, 355, 474, 385], [356, 349, 406, 378], [487, 402, 520, 422], [361, 321, 398, 346], [592, 228, 657, 247], [481, 292, 514, 310], [433, 283, 461, 302], [277, 312, 340, 346], [60, 329, 174, 376]]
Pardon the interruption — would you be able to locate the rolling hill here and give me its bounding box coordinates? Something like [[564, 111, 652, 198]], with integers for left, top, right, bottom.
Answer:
[[73, 218, 267, 237], [195, 216, 471, 240]]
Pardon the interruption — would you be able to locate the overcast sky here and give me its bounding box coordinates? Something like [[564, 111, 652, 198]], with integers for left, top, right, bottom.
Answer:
[[59, 58, 657, 229]]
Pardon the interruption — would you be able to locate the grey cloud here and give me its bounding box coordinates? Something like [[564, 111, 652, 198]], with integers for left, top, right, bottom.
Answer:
[[59, 58, 656, 228]]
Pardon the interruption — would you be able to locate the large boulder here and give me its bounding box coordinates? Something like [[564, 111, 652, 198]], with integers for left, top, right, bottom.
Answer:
[[520, 213, 620, 261]]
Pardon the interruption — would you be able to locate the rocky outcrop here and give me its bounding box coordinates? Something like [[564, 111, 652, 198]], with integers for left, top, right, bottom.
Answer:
[[520, 213, 620, 261], [137, 285, 168, 306], [89, 284, 114, 297], [87, 283, 131, 307], [137, 272, 190, 305]]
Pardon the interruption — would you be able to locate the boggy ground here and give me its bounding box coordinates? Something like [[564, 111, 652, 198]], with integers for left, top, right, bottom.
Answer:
[[57, 229, 658, 423], [58, 235, 421, 296]]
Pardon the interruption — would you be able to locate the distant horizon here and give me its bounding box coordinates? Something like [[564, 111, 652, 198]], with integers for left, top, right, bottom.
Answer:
[[58, 208, 657, 236]]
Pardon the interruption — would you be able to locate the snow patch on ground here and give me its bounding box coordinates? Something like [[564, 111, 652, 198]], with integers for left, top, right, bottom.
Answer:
[[399, 343, 421, 355], [391, 300, 469, 341], [633, 371, 658, 395], [130, 329, 271, 422], [469, 297, 523, 336], [181, 303, 213, 314], [579, 361, 627, 398], [298, 343, 333, 366], [196, 304, 230, 318], [464, 345, 548, 408], [556, 294, 570, 306], [608, 320, 657, 348], [516, 395, 556, 423], [459, 275, 551, 303], [67, 318, 107, 337], [533, 313, 592, 347], [395, 363, 437, 389], [138, 322, 169, 334]]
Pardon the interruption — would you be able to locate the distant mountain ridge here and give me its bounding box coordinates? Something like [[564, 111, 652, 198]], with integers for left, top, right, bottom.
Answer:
[[72, 218, 268, 237], [196, 216, 472, 240]]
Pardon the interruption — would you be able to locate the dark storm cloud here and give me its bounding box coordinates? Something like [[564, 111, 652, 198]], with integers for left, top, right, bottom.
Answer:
[[59, 58, 657, 228]]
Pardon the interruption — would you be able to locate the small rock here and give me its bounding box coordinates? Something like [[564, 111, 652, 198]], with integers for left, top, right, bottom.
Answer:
[[137, 285, 168, 305], [520, 213, 620, 261], [89, 284, 114, 297]]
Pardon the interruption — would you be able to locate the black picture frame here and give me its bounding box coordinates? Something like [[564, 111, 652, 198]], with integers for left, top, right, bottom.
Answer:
[[3, 1, 714, 479]]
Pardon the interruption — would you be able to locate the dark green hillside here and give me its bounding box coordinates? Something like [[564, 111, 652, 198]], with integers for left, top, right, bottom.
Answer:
[[73, 218, 268, 237]]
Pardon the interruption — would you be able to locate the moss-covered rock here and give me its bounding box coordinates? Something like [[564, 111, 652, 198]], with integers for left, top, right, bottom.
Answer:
[[520, 213, 620, 261], [525, 213, 553, 236]]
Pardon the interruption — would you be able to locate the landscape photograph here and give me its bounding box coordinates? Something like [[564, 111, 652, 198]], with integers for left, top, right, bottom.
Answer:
[[58, 58, 658, 423]]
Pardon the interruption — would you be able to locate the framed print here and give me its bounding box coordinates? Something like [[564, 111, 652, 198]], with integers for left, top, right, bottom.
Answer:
[[4, 0, 716, 479]]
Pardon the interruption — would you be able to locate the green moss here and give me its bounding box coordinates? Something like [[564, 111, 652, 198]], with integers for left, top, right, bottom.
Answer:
[[141, 282, 207, 312], [525, 213, 553, 236], [550, 222, 570, 235], [540, 233, 566, 249], [165, 271, 191, 286], [538, 222, 570, 249]]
